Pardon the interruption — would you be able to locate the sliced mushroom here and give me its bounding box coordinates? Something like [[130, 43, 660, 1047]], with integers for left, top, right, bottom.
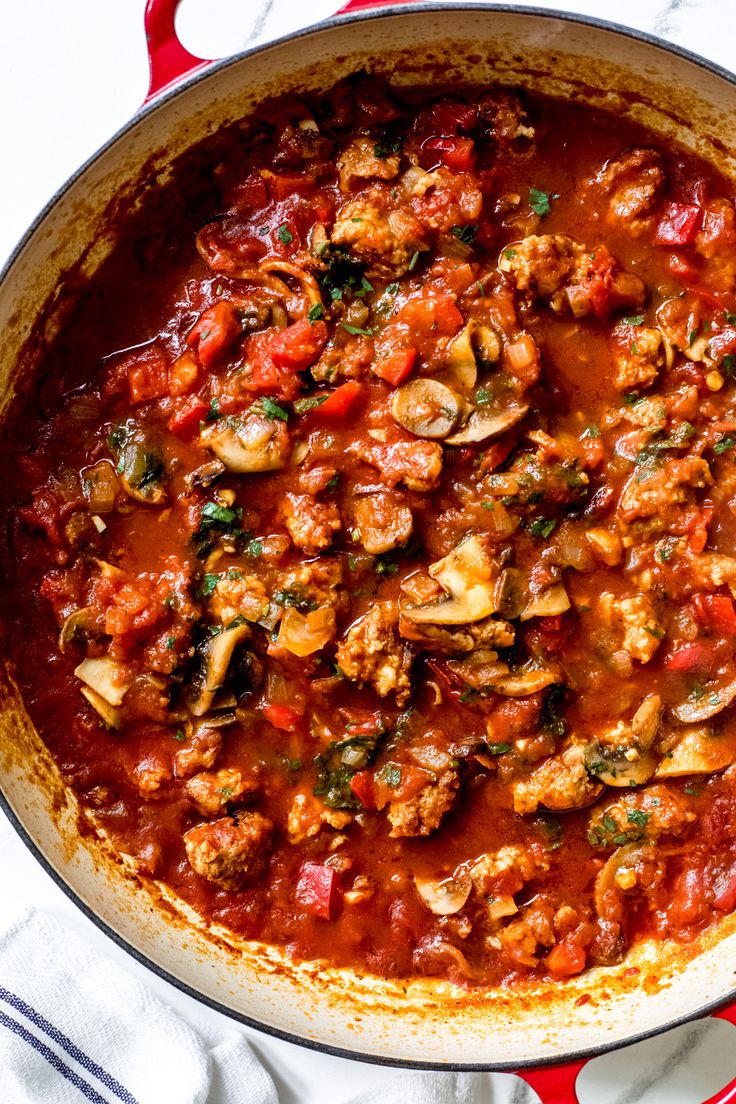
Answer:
[[201, 413, 289, 473], [118, 437, 166, 505], [443, 321, 501, 392], [190, 622, 251, 717], [655, 724, 736, 778], [585, 695, 662, 786], [75, 657, 132, 707], [59, 607, 96, 653], [445, 402, 528, 446], [520, 582, 570, 621], [414, 874, 472, 916], [403, 534, 498, 625], [593, 842, 655, 919], [389, 379, 468, 439], [673, 676, 736, 723], [493, 567, 526, 620], [80, 686, 122, 730], [490, 667, 561, 696], [184, 459, 226, 491]]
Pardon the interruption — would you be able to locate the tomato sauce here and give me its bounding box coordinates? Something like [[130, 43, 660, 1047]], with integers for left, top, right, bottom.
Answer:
[[3, 76, 736, 987]]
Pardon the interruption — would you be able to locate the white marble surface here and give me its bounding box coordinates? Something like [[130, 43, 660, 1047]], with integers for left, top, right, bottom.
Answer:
[[2, 1, 736, 1101]]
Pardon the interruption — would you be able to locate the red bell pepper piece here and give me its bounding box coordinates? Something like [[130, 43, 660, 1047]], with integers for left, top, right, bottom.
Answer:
[[667, 252, 699, 283], [373, 347, 417, 386], [186, 301, 243, 369], [268, 172, 316, 201], [545, 939, 586, 978], [167, 395, 209, 437], [262, 702, 303, 732], [349, 770, 375, 809], [692, 593, 736, 635], [654, 202, 702, 246], [270, 318, 328, 371], [663, 642, 715, 671], [423, 136, 475, 173], [313, 380, 364, 420], [127, 346, 169, 405], [295, 862, 339, 919]]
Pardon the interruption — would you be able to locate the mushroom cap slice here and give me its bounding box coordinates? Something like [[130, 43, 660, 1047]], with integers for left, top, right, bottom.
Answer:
[[672, 676, 736, 723], [414, 874, 472, 915], [655, 724, 736, 778], [59, 607, 96, 653], [445, 402, 529, 445], [584, 740, 657, 787], [74, 656, 132, 707], [389, 379, 468, 439], [403, 534, 498, 625], [190, 622, 251, 717], [201, 414, 288, 473], [118, 439, 166, 504], [80, 686, 122, 730], [490, 667, 561, 696], [520, 582, 570, 621]]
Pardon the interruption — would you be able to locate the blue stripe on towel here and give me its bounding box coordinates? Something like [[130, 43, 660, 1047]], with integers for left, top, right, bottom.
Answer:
[[0, 1007, 110, 1104], [0, 987, 139, 1104]]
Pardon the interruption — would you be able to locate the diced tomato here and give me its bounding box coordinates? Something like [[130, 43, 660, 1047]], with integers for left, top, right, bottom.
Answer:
[[419, 100, 478, 137], [262, 702, 303, 732], [578, 245, 620, 319], [654, 202, 702, 247], [167, 395, 209, 437], [270, 319, 328, 371], [372, 763, 431, 810], [186, 301, 243, 370], [545, 939, 586, 977], [708, 326, 736, 363], [712, 861, 736, 911], [667, 252, 699, 283], [479, 437, 517, 474], [373, 347, 417, 386], [663, 642, 715, 672], [313, 381, 364, 420], [229, 172, 269, 211], [349, 770, 375, 809], [168, 351, 200, 397], [268, 172, 316, 201], [423, 136, 475, 173], [692, 593, 736, 635], [668, 865, 709, 929], [127, 345, 169, 405], [295, 861, 339, 919]]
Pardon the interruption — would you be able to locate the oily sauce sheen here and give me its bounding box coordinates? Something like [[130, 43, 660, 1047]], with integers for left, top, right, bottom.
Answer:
[[5, 77, 736, 987]]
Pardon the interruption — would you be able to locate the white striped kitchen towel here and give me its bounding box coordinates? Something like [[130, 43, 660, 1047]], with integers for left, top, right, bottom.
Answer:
[[0, 909, 278, 1104]]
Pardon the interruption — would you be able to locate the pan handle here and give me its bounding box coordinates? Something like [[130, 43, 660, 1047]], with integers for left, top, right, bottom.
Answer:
[[514, 1000, 736, 1103], [143, 0, 213, 103]]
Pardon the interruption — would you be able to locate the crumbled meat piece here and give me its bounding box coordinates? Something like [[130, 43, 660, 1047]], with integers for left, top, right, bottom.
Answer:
[[183, 812, 272, 890], [511, 744, 601, 814], [387, 767, 459, 837], [590, 784, 696, 843], [404, 166, 483, 235], [336, 600, 413, 704], [477, 91, 535, 144], [484, 451, 588, 509], [604, 593, 663, 664], [210, 573, 269, 625], [618, 455, 711, 522], [278, 557, 344, 609], [332, 189, 428, 278], [500, 233, 645, 319], [398, 614, 515, 653], [311, 334, 374, 384], [337, 134, 401, 191], [469, 844, 548, 897], [281, 492, 341, 554], [497, 896, 556, 967], [352, 492, 413, 554], [622, 396, 667, 429], [133, 755, 171, 795], [185, 767, 256, 816], [349, 436, 443, 492], [298, 465, 338, 495], [656, 293, 710, 360], [174, 727, 223, 778], [590, 148, 664, 233], [610, 324, 664, 391], [287, 792, 353, 843]]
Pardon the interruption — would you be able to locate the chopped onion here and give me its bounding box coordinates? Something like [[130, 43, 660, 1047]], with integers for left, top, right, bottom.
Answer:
[[505, 333, 537, 372], [277, 605, 336, 657]]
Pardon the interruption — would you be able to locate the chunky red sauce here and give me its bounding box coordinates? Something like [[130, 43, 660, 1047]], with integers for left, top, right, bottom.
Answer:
[[4, 76, 736, 987]]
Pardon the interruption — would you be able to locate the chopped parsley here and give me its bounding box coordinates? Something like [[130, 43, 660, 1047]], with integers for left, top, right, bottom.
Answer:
[[386, 282, 399, 295], [193, 501, 245, 556], [485, 742, 512, 755], [529, 186, 552, 217], [529, 517, 557, 539], [503, 248, 517, 261], [475, 386, 492, 406], [627, 809, 650, 827], [294, 395, 327, 414], [246, 538, 263, 557], [688, 327, 698, 346], [451, 224, 478, 245], [373, 137, 401, 159], [714, 434, 736, 454], [200, 573, 220, 597], [408, 251, 420, 272], [622, 314, 644, 327], [307, 303, 325, 322], [341, 322, 373, 337], [276, 223, 293, 245], [258, 397, 289, 421], [272, 587, 318, 612], [379, 763, 402, 788]]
